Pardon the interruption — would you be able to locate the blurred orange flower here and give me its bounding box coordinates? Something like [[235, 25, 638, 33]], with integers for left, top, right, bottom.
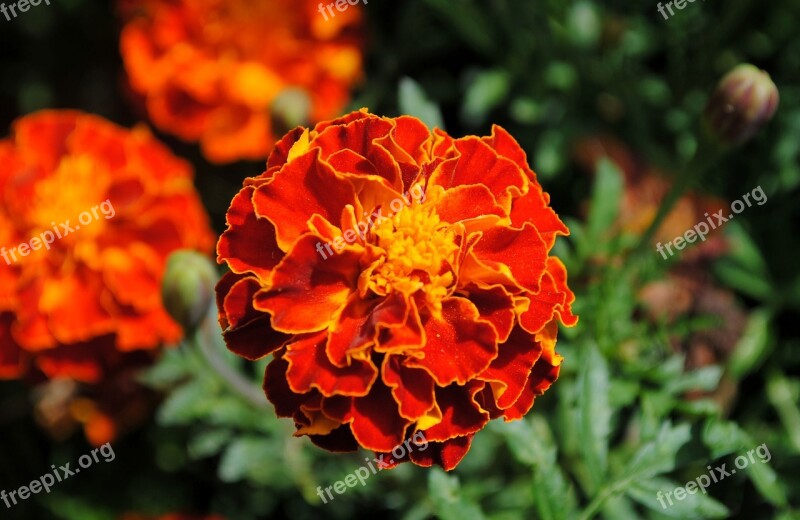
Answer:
[[0, 110, 214, 384], [573, 135, 728, 260], [119, 0, 365, 164], [216, 110, 577, 470]]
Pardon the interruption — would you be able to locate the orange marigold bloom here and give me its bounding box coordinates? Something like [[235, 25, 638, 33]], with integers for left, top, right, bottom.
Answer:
[[118, 0, 364, 164], [216, 110, 577, 470], [0, 110, 214, 383]]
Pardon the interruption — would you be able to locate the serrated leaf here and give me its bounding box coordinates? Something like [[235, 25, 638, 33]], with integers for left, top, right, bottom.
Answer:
[[498, 419, 578, 520], [626, 422, 692, 478], [218, 438, 275, 483], [428, 470, 487, 520], [701, 418, 788, 506], [157, 379, 217, 426], [577, 343, 611, 489], [701, 418, 750, 458], [398, 77, 444, 130], [139, 348, 192, 389]]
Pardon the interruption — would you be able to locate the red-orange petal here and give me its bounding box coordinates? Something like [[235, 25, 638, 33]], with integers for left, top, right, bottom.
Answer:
[[409, 434, 475, 471], [255, 234, 360, 333], [218, 186, 283, 279], [406, 298, 498, 386], [479, 327, 543, 410], [422, 382, 489, 442], [284, 332, 378, 397], [382, 355, 436, 422], [252, 149, 357, 250]]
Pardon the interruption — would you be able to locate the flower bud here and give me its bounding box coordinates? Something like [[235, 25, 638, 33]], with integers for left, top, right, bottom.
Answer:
[[270, 88, 312, 137], [162, 250, 217, 333], [704, 64, 779, 145]]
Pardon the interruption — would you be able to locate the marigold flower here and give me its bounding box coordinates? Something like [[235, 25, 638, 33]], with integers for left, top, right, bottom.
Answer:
[[118, 0, 364, 164], [0, 110, 214, 383], [216, 110, 577, 470]]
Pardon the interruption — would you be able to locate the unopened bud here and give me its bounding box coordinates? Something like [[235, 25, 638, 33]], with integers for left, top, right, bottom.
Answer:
[[162, 250, 217, 333], [270, 88, 312, 137], [704, 64, 779, 145]]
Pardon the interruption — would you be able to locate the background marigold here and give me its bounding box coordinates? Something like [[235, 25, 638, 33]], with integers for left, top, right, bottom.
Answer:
[[216, 110, 577, 470], [118, 0, 364, 164], [0, 110, 214, 384]]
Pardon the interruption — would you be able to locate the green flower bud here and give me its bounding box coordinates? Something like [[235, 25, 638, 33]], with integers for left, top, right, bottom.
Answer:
[[270, 88, 312, 137], [162, 250, 217, 333], [704, 64, 779, 146]]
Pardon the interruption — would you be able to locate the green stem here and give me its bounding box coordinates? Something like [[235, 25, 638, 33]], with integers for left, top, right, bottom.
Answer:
[[577, 478, 631, 520], [632, 135, 725, 258], [190, 306, 268, 409]]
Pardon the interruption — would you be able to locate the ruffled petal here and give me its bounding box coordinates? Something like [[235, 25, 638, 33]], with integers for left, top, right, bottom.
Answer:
[[406, 297, 498, 386], [255, 234, 360, 333], [285, 332, 378, 397]]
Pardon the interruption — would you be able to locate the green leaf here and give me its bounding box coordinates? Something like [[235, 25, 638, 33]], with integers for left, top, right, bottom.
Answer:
[[188, 429, 233, 460], [578, 423, 692, 520], [398, 77, 445, 130], [218, 437, 275, 484], [499, 418, 578, 520], [585, 159, 624, 249], [627, 477, 728, 518], [713, 224, 772, 301], [722, 222, 769, 277], [766, 372, 800, 452], [665, 365, 723, 395], [461, 69, 510, 126], [701, 418, 750, 458], [640, 392, 676, 440], [747, 454, 788, 507], [729, 310, 773, 378], [139, 347, 193, 389], [428, 469, 487, 520], [157, 379, 218, 426], [608, 379, 640, 408], [626, 422, 693, 478], [713, 258, 773, 301], [577, 343, 611, 489], [701, 418, 788, 507]]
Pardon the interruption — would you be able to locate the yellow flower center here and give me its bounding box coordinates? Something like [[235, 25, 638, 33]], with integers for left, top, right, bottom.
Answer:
[[368, 195, 458, 312]]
